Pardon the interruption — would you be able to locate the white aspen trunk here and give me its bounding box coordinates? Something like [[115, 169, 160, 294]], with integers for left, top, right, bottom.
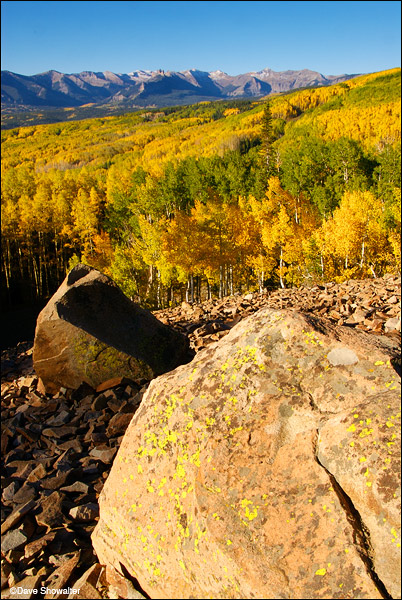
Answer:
[[38, 233, 42, 296], [146, 265, 154, 299], [261, 270, 265, 293], [18, 246, 24, 279], [3, 253, 10, 291], [320, 254, 324, 277], [190, 274, 194, 304], [360, 241, 365, 269], [279, 247, 285, 289], [156, 270, 161, 309], [38, 249, 43, 297], [41, 234, 49, 297], [32, 256, 40, 297], [6, 240, 12, 286], [54, 236, 59, 275], [275, 150, 281, 174]]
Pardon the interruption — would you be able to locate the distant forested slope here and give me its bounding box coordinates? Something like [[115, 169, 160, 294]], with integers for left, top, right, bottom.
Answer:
[[1, 68, 400, 308]]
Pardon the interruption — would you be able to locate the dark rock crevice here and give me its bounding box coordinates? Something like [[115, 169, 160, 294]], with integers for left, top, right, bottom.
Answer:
[[118, 562, 152, 599], [306, 391, 338, 416], [313, 430, 393, 599]]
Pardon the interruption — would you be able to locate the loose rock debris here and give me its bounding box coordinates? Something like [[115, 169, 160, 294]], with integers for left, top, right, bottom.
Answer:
[[1, 274, 400, 598], [1, 372, 149, 598]]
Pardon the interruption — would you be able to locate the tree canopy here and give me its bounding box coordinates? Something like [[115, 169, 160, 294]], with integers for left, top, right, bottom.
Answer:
[[1, 68, 401, 308]]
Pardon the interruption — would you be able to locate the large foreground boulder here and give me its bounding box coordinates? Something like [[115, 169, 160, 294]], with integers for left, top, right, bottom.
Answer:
[[92, 308, 401, 599], [33, 264, 192, 393]]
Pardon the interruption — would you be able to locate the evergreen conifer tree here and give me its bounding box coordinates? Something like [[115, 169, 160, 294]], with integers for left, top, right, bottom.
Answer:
[[260, 101, 275, 182]]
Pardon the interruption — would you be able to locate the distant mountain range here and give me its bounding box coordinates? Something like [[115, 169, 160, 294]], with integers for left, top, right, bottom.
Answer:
[[1, 67, 360, 110]]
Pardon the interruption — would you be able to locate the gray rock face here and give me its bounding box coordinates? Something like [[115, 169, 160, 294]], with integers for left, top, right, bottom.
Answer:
[[33, 264, 193, 393], [1, 67, 359, 110], [1, 528, 28, 553]]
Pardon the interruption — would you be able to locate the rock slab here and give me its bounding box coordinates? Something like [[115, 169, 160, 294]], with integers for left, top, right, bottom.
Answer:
[[93, 308, 401, 599], [33, 264, 193, 393]]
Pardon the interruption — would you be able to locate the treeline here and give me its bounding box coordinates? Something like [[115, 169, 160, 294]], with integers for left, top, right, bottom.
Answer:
[[1, 69, 401, 308]]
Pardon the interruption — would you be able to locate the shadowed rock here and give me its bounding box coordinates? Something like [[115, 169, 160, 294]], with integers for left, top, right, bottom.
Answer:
[[33, 264, 193, 393]]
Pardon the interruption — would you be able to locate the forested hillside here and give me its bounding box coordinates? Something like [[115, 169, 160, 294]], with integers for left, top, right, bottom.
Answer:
[[1, 68, 401, 310]]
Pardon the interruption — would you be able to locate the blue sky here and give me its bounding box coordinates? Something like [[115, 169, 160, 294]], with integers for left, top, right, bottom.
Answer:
[[1, 1, 401, 76]]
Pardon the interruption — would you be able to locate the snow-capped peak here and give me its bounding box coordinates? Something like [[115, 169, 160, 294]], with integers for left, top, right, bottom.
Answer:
[[210, 70, 229, 79]]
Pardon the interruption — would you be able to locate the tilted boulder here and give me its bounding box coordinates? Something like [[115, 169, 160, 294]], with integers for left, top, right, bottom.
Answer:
[[92, 308, 401, 599], [33, 264, 193, 394]]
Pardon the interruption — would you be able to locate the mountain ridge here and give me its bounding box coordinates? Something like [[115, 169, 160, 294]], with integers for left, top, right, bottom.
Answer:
[[1, 66, 360, 110]]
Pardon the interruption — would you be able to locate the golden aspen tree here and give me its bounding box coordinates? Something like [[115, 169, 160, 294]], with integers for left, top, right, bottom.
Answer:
[[249, 177, 312, 287], [191, 194, 237, 298], [260, 101, 275, 182], [161, 210, 204, 302], [1, 195, 21, 294], [244, 194, 277, 290], [317, 190, 391, 281], [385, 188, 401, 271], [135, 214, 169, 307], [223, 108, 240, 117], [109, 244, 146, 301], [224, 198, 261, 292], [72, 187, 100, 259]]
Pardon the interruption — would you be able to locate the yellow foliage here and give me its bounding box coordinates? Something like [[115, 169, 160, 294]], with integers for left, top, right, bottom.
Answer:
[[317, 190, 392, 281], [387, 188, 401, 271], [223, 108, 240, 117], [1, 68, 400, 303], [315, 101, 401, 148]]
